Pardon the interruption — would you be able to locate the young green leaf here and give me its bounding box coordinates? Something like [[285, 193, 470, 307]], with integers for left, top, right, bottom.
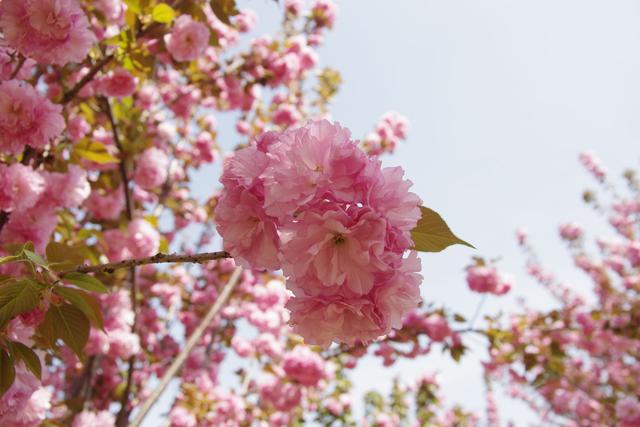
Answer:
[[152, 3, 176, 23], [63, 272, 108, 294], [23, 250, 47, 267], [411, 206, 474, 252], [73, 140, 119, 164], [39, 303, 90, 359], [124, 0, 142, 14], [54, 287, 104, 330], [9, 342, 41, 379], [0, 348, 15, 396], [0, 280, 41, 329], [45, 242, 86, 272]]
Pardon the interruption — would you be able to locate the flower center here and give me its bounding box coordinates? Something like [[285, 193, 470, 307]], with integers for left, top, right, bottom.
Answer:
[[333, 234, 345, 246]]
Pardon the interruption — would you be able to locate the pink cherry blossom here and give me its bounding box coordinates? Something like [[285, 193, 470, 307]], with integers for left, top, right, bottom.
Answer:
[[40, 165, 91, 209], [215, 186, 281, 270], [311, 0, 338, 28], [261, 120, 367, 218], [0, 0, 96, 65], [216, 121, 422, 345], [165, 15, 210, 62], [258, 374, 302, 411], [273, 103, 301, 127], [0, 164, 45, 213], [72, 410, 115, 427], [134, 147, 169, 190], [423, 314, 451, 342], [98, 67, 137, 98], [0, 207, 58, 252], [283, 346, 327, 386], [0, 364, 46, 427], [579, 151, 606, 182], [0, 80, 64, 154], [287, 295, 385, 347], [466, 265, 512, 295], [84, 186, 126, 221], [559, 222, 583, 241], [127, 218, 160, 258], [616, 397, 640, 427], [282, 208, 388, 295]]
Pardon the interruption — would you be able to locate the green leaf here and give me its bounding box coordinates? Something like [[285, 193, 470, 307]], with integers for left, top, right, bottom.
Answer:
[[124, 0, 142, 14], [453, 313, 467, 323], [450, 345, 466, 362], [62, 272, 108, 294], [152, 3, 176, 23], [0, 280, 41, 329], [54, 287, 104, 330], [0, 348, 15, 397], [73, 140, 119, 164], [10, 342, 41, 379], [46, 242, 85, 267], [23, 250, 47, 267], [210, 0, 238, 25], [39, 304, 89, 359], [411, 206, 474, 252]]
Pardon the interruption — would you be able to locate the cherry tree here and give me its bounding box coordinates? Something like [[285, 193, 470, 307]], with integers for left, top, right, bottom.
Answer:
[[1, 1, 635, 426], [0, 1, 475, 426]]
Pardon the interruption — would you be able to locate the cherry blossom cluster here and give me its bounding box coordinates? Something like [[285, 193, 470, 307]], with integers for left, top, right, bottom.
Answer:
[[0, 162, 89, 252], [465, 263, 513, 295], [216, 120, 423, 346], [481, 153, 640, 425], [360, 112, 410, 156]]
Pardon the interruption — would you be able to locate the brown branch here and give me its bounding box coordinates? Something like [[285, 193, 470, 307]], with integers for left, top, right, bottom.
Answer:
[[61, 251, 232, 276], [100, 97, 134, 219], [0, 212, 8, 236], [10, 55, 26, 80], [99, 95, 138, 427], [62, 55, 114, 104], [128, 267, 243, 427]]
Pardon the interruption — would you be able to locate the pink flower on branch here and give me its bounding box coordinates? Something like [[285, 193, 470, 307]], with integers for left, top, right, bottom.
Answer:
[[0, 80, 64, 154], [215, 120, 423, 346], [0, 0, 95, 65], [165, 15, 210, 62]]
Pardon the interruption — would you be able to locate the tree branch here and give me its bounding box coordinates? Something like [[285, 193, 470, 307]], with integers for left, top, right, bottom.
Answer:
[[0, 212, 8, 236], [100, 95, 138, 427], [61, 251, 232, 275], [101, 97, 134, 219], [127, 266, 243, 427], [62, 54, 114, 104], [10, 55, 26, 80]]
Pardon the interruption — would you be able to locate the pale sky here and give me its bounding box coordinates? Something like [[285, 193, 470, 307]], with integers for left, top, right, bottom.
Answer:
[[151, 1, 640, 424]]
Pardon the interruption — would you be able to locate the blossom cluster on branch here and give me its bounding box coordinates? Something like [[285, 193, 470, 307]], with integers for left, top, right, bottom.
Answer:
[[216, 120, 423, 346], [0, 0, 632, 426]]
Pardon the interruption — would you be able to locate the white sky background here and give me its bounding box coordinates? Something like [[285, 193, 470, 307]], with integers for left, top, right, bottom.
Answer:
[[150, 1, 640, 425]]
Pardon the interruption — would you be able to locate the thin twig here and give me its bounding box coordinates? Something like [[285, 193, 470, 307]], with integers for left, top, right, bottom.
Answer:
[[127, 267, 243, 427], [101, 97, 134, 219], [61, 251, 232, 276], [468, 294, 488, 331], [0, 211, 9, 235], [10, 55, 26, 80], [62, 55, 114, 104], [101, 96, 138, 427]]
